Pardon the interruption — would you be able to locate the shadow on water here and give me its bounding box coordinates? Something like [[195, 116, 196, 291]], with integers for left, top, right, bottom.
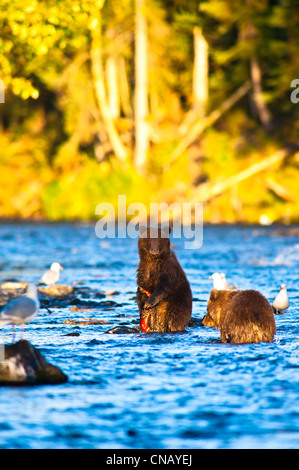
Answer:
[[0, 222, 298, 449]]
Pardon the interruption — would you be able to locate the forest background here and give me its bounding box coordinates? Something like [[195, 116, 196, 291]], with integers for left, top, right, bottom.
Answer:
[[0, 0, 298, 224]]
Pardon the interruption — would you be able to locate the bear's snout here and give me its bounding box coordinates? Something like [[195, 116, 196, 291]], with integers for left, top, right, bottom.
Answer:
[[149, 239, 159, 256]]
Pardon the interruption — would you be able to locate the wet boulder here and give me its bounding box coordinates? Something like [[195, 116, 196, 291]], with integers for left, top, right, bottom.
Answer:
[[0, 282, 27, 307], [38, 285, 74, 297], [0, 340, 68, 385], [1, 282, 28, 290], [105, 326, 139, 334]]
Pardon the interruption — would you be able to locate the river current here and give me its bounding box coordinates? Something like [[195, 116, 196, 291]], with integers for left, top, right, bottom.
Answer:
[[0, 222, 298, 449]]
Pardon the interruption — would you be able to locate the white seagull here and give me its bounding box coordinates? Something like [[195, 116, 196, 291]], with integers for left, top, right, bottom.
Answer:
[[272, 284, 289, 314], [40, 262, 63, 286], [0, 284, 40, 342], [209, 273, 226, 290], [209, 272, 236, 290], [220, 273, 237, 290]]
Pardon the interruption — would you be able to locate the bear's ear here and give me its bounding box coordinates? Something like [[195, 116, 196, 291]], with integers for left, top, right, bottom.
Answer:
[[138, 224, 148, 238]]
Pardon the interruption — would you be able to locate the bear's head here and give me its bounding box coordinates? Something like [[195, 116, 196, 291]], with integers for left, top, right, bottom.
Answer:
[[138, 225, 172, 258]]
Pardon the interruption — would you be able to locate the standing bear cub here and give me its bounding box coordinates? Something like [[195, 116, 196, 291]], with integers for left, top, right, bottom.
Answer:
[[137, 225, 192, 332]]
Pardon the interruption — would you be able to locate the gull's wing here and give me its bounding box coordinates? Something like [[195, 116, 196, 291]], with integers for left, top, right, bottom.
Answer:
[[0, 297, 38, 322], [41, 269, 57, 284]]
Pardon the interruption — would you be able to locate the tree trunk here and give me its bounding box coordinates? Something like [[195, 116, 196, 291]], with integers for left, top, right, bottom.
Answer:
[[0, 79, 4, 103], [119, 56, 132, 118], [242, 1, 273, 132], [106, 56, 120, 120], [178, 27, 209, 136], [134, 0, 149, 174], [250, 55, 273, 131], [193, 27, 208, 116], [90, 12, 128, 162]]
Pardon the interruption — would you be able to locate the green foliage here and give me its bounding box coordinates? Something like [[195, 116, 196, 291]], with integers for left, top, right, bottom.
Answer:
[[41, 158, 155, 220]]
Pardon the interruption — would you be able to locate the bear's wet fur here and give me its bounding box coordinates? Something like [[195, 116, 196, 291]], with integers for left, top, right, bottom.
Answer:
[[136, 225, 192, 332], [202, 289, 238, 329], [203, 289, 276, 343]]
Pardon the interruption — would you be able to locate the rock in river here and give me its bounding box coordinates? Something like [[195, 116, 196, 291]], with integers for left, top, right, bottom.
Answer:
[[0, 282, 121, 310], [38, 284, 73, 298], [105, 326, 139, 334], [0, 340, 68, 385]]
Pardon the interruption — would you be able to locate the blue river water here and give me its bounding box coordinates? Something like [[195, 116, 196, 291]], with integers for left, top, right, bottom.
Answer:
[[0, 222, 298, 449]]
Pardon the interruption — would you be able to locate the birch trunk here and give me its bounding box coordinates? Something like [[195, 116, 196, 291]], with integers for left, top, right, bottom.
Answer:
[[106, 56, 120, 120], [134, 0, 149, 174], [250, 55, 273, 131], [90, 13, 128, 162], [119, 56, 132, 118], [243, 0, 273, 131], [0, 79, 4, 103], [178, 28, 209, 136], [193, 27, 208, 117]]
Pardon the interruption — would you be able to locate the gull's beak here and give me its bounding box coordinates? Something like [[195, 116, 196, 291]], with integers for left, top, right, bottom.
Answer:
[[209, 275, 213, 279], [60, 266, 64, 270]]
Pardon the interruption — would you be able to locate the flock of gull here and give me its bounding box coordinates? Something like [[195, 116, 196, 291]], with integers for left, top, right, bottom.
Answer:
[[0, 262, 290, 342]]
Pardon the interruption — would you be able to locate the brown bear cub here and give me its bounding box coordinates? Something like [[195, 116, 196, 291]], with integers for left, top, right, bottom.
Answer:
[[202, 289, 237, 329], [137, 225, 192, 332], [202, 289, 276, 344]]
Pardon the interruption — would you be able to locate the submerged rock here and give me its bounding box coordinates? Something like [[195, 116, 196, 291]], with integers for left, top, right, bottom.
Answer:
[[62, 318, 110, 325], [0, 340, 68, 385], [0, 284, 25, 306], [188, 317, 202, 327], [38, 285, 73, 297], [105, 326, 139, 334], [1, 282, 28, 290], [63, 332, 80, 337]]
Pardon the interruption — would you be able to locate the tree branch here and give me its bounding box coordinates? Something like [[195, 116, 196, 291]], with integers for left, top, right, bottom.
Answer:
[[170, 80, 252, 164], [194, 144, 298, 202]]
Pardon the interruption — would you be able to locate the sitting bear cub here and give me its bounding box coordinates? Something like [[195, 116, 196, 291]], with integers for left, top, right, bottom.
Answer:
[[202, 289, 276, 344]]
